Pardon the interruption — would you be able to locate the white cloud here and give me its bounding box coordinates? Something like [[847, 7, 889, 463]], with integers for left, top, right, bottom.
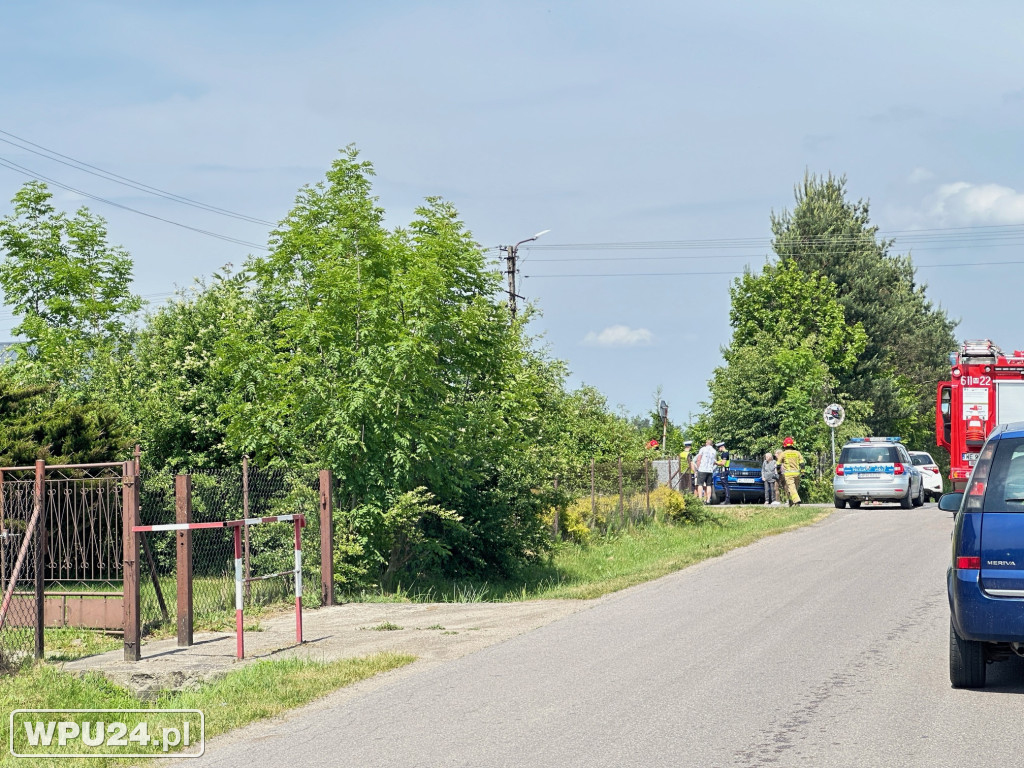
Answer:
[[582, 325, 653, 347], [926, 182, 1024, 226], [907, 167, 934, 184]]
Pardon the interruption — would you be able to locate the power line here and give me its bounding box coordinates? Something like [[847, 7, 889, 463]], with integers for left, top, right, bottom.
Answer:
[[0, 156, 270, 251], [0, 129, 274, 226], [523, 258, 1024, 279], [523, 223, 1024, 252]]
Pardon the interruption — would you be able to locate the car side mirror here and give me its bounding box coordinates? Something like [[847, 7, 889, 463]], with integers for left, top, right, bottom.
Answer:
[[937, 492, 964, 512]]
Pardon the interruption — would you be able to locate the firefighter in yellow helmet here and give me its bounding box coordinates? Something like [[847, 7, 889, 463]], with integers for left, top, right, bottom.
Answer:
[[779, 436, 805, 506]]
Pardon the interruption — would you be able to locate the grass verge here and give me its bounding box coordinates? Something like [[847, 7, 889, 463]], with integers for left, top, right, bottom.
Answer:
[[343, 504, 830, 603], [0, 652, 414, 767]]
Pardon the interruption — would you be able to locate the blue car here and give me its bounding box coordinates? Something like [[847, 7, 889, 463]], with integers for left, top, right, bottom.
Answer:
[[712, 459, 765, 504], [943, 420, 1024, 688]]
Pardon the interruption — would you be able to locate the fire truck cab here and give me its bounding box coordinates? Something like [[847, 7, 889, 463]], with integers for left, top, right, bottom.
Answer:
[[937, 339, 1024, 490]]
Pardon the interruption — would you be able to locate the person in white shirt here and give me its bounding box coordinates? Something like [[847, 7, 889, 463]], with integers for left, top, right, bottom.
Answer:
[[695, 438, 718, 503]]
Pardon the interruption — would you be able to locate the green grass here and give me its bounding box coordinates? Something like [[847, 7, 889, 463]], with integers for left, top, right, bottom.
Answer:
[[341, 503, 830, 603], [43, 629, 122, 662], [0, 653, 414, 767]]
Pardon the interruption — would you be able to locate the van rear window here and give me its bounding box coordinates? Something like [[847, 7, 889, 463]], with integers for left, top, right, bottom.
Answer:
[[840, 446, 898, 464], [981, 437, 1024, 513]]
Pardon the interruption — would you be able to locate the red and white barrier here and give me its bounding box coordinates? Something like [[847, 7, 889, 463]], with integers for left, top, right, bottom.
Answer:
[[133, 514, 305, 659]]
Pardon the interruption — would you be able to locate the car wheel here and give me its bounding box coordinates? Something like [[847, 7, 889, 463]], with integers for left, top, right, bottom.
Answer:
[[848, 500, 861, 509], [833, 495, 847, 509], [913, 482, 925, 507], [900, 485, 913, 509], [949, 620, 987, 689]]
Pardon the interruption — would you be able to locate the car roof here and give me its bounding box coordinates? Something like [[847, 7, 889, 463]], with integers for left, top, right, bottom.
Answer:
[[993, 421, 1024, 440], [908, 450, 932, 456]]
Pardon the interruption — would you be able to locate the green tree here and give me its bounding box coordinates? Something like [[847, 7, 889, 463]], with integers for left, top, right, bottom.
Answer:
[[126, 271, 255, 472], [0, 371, 128, 465], [216, 148, 558, 584], [0, 181, 142, 394], [705, 260, 868, 460], [771, 172, 958, 444]]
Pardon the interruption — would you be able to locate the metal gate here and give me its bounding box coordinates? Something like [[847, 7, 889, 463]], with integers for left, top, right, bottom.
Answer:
[[0, 461, 129, 665]]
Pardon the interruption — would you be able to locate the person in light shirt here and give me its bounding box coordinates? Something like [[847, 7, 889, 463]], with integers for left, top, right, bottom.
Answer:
[[695, 438, 718, 503]]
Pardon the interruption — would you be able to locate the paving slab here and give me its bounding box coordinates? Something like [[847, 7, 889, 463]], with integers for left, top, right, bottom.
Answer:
[[61, 600, 588, 699]]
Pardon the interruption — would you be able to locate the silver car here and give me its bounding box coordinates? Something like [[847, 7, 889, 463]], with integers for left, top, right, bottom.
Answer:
[[833, 437, 925, 509]]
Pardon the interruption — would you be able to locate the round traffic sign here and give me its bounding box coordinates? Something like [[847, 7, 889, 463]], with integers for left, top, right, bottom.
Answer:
[[824, 403, 845, 428]]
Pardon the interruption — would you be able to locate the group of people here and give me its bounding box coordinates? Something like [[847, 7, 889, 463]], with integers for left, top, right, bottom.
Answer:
[[684, 437, 805, 506]]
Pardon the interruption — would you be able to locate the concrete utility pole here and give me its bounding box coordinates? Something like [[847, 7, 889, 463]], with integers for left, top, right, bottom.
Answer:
[[501, 230, 549, 318]]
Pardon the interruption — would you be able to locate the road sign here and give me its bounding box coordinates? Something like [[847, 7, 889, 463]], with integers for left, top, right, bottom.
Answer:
[[824, 403, 845, 428]]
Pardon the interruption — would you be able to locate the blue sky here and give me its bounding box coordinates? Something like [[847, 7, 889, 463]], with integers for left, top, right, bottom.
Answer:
[[2, 1, 1024, 423]]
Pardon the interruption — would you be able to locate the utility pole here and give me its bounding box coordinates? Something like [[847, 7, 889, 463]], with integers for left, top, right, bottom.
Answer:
[[501, 229, 549, 318]]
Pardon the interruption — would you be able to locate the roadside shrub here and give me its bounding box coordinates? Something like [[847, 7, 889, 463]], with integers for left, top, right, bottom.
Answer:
[[648, 486, 679, 513], [801, 475, 834, 504], [544, 498, 594, 544], [660, 489, 718, 526]]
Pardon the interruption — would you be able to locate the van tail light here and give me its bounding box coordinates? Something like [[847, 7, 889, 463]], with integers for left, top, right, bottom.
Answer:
[[956, 556, 981, 570], [893, 463, 905, 475], [835, 464, 844, 476]]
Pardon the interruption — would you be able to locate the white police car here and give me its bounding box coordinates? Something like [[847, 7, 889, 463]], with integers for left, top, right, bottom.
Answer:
[[833, 437, 925, 509]]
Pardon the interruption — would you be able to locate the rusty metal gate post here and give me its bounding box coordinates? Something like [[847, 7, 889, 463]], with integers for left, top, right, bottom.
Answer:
[[318, 470, 334, 606], [175, 474, 193, 647], [122, 461, 141, 661], [33, 460, 45, 660]]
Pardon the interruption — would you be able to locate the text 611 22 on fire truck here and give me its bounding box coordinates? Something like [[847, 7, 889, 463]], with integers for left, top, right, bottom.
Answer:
[[937, 339, 1024, 490]]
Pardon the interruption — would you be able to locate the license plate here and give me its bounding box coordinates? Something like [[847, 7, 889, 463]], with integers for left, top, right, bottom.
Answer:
[[737, 478, 756, 484], [962, 452, 979, 462]]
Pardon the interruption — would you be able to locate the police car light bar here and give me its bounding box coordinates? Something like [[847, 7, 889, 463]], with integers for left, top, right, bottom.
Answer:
[[848, 437, 902, 443]]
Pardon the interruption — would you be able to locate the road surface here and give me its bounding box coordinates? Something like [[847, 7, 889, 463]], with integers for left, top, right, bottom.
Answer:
[[179, 503, 1024, 767]]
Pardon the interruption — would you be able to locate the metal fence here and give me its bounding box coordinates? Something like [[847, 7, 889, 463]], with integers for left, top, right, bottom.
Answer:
[[569, 459, 660, 534], [0, 464, 125, 670], [138, 463, 322, 633]]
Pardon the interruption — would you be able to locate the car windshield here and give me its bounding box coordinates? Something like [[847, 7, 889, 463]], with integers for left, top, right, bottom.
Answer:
[[910, 454, 933, 466], [840, 446, 899, 464], [729, 459, 760, 470]]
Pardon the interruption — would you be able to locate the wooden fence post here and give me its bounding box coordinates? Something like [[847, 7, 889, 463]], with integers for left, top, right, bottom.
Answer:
[[618, 457, 624, 521], [33, 460, 44, 660], [175, 474, 193, 647], [645, 459, 650, 517], [122, 461, 141, 661], [590, 459, 596, 524], [319, 470, 334, 606], [552, 476, 560, 539]]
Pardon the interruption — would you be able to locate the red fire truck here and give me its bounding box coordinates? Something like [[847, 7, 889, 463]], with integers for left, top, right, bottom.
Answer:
[[937, 339, 1024, 490]]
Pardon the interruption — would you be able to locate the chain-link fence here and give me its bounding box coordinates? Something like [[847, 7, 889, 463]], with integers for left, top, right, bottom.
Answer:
[[138, 464, 321, 634], [0, 465, 125, 670], [0, 471, 39, 670], [564, 459, 659, 535]]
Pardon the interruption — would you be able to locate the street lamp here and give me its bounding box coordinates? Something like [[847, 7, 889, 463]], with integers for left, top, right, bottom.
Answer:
[[502, 229, 550, 318], [659, 400, 669, 458]]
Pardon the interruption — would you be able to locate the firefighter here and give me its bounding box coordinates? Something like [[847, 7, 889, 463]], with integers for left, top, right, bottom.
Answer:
[[779, 436, 805, 506]]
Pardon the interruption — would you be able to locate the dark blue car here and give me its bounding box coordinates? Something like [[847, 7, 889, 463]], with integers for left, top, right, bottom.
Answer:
[[944, 421, 1024, 688], [711, 458, 765, 504]]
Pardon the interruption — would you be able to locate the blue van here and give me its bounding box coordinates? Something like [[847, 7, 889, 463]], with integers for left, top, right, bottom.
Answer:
[[943, 421, 1024, 687]]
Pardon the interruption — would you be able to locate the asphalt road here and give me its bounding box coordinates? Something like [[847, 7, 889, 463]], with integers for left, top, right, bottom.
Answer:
[[181, 503, 1024, 768]]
